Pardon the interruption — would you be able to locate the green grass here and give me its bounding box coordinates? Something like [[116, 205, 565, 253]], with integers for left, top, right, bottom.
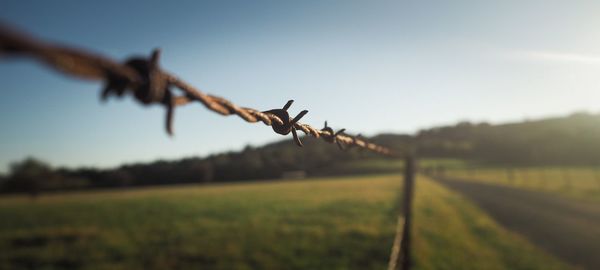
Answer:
[[319, 158, 467, 176], [418, 158, 468, 170], [0, 174, 571, 269], [320, 159, 405, 175], [443, 167, 600, 201], [412, 176, 570, 270]]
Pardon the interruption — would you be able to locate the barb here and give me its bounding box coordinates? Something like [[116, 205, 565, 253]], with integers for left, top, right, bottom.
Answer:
[[0, 24, 394, 156]]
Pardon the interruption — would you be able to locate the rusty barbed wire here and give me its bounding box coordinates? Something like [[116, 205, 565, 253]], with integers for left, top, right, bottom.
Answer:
[[0, 24, 394, 156]]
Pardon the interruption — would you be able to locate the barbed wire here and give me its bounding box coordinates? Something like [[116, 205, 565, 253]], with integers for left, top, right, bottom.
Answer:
[[0, 24, 394, 156]]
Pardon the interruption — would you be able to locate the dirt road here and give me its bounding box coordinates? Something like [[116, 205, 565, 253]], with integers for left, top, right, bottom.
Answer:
[[434, 177, 600, 270]]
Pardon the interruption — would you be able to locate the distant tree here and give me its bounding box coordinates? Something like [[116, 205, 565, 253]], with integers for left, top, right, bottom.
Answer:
[[106, 169, 134, 187], [7, 157, 55, 197], [189, 161, 213, 183], [0, 174, 6, 191]]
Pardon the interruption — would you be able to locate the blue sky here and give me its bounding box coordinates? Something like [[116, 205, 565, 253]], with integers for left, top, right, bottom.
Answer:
[[1, 1, 599, 172]]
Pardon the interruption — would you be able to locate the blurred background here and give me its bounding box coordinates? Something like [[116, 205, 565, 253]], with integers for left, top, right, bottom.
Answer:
[[0, 1, 599, 269]]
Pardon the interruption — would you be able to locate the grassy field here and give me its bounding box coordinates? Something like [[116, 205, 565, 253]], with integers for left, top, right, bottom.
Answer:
[[443, 167, 600, 201], [318, 158, 466, 176], [0, 174, 571, 269]]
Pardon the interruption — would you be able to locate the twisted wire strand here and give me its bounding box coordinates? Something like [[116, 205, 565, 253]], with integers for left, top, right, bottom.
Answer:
[[0, 24, 394, 156]]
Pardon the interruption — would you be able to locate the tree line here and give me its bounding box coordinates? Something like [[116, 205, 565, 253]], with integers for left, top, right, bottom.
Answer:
[[0, 137, 389, 195], [1, 112, 599, 195]]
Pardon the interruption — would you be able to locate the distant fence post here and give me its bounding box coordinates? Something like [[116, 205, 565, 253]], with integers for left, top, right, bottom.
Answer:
[[399, 155, 416, 270]]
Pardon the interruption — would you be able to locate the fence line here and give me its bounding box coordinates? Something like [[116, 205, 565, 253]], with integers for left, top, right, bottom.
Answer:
[[0, 24, 393, 156]]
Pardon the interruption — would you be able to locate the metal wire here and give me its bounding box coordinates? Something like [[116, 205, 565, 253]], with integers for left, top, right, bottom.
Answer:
[[0, 24, 394, 156]]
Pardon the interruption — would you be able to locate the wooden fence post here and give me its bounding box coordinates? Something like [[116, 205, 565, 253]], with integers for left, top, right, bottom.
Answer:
[[399, 155, 416, 270]]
